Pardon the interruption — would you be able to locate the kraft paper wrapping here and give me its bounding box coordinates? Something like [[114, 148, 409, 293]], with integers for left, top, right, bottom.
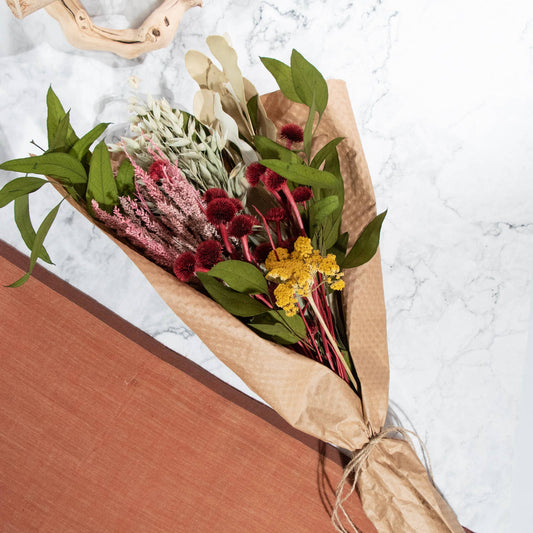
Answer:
[[54, 80, 464, 532]]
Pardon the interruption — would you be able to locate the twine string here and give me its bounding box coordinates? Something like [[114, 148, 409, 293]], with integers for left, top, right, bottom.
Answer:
[[331, 426, 434, 533]]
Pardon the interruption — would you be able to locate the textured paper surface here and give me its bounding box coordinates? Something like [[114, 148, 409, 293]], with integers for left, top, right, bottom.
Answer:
[[55, 81, 464, 532]]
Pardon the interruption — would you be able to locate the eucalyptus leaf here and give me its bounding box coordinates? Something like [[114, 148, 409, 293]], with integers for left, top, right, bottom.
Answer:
[[303, 94, 316, 160], [260, 57, 302, 103], [0, 177, 48, 208], [247, 94, 259, 131], [46, 87, 78, 148], [253, 136, 302, 164], [115, 158, 135, 197], [329, 231, 349, 264], [311, 137, 344, 169], [343, 210, 387, 268], [290, 50, 328, 115], [0, 153, 87, 185], [70, 122, 110, 161], [268, 310, 307, 339], [7, 201, 61, 288], [248, 321, 300, 345], [49, 111, 72, 152], [197, 272, 270, 317], [260, 159, 338, 189], [208, 260, 268, 295], [86, 141, 118, 212], [14, 194, 52, 264], [309, 196, 339, 235]]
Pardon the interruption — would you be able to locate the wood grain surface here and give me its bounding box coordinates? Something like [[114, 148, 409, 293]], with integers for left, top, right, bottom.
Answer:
[[0, 241, 378, 533]]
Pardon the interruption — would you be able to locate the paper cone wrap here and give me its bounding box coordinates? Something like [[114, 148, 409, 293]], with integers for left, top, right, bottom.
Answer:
[[55, 80, 463, 532]]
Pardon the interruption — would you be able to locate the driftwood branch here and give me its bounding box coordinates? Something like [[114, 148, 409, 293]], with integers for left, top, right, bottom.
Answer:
[[5, 0, 201, 58]]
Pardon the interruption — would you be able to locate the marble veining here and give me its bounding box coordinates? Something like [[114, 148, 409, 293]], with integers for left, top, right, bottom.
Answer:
[[1, 2, 533, 531]]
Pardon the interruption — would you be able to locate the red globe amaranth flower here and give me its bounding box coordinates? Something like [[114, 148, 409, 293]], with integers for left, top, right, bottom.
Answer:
[[228, 215, 258, 239], [173, 252, 196, 282], [196, 240, 222, 269], [230, 198, 244, 213], [206, 197, 237, 225], [262, 169, 286, 192], [254, 242, 273, 264], [280, 123, 304, 144], [265, 207, 287, 222], [245, 163, 266, 186], [292, 186, 313, 203], [203, 188, 228, 203], [148, 159, 168, 181]]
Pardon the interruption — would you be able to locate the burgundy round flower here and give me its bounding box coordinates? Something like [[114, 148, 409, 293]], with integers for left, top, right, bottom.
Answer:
[[292, 186, 313, 203], [265, 207, 287, 222], [203, 188, 228, 204], [253, 242, 273, 264], [262, 169, 286, 192], [173, 252, 196, 282], [196, 240, 222, 269], [206, 197, 237, 225], [280, 123, 304, 144], [245, 163, 266, 187], [228, 214, 258, 239], [148, 159, 167, 181], [230, 198, 244, 213]]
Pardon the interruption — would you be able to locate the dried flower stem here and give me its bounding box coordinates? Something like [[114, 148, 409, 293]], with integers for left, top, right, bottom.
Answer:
[[308, 296, 358, 392]]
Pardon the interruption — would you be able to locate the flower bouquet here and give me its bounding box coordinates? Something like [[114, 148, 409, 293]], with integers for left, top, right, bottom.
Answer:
[[0, 36, 466, 532]]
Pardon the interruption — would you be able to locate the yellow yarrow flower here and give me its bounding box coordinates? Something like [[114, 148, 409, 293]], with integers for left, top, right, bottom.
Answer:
[[265, 237, 345, 316]]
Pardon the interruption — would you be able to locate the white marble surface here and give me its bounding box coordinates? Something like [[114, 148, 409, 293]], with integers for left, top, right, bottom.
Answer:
[[1, 2, 532, 531]]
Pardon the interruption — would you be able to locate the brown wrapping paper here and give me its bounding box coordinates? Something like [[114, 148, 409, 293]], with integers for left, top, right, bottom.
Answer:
[[54, 80, 464, 532]]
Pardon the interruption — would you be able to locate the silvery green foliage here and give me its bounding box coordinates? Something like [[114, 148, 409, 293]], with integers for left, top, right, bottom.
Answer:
[[114, 97, 247, 199]]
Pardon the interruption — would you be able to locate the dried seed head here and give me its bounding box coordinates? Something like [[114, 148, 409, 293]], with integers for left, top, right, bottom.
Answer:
[[173, 252, 196, 282], [206, 197, 237, 225], [228, 214, 258, 239], [196, 240, 223, 269]]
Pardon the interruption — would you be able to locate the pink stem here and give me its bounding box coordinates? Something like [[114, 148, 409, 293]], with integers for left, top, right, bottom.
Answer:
[[241, 236, 257, 266], [297, 300, 322, 363], [281, 183, 305, 236], [219, 224, 234, 255], [255, 294, 273, 308], [253, 206, 279, 260]]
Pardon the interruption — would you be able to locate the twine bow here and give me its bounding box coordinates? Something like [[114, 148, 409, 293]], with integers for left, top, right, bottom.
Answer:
[[331, 426, 433, 533]]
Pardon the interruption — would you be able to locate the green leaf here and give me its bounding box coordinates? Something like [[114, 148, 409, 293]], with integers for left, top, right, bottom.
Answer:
[[247, 94, 259, 132], [0, 153, 87, 185], [329, 231, 350, 264], [8, 201, 61, 287], [303, 94, 316, 161], [290, 50, 328, 115], [208, 260, 268, 295], [253, 135, 302, 164], [46, 87, 78, 148], [197, 272, 270, 317], [69, 122, 110, 161], [49, 111, 71, 152], [268, 310, 307, 339], [309, 196, 339, 236], [343, 210, 387, 268], [249, 321, 300, 345], [0, 177, 48, 208], [260, 159, 338, 189], [115, 158, 135, 197], [311, 137, 344, 169], [249, 310, 306, 345], [260, 57, 303, 104], [86, 141, 118, 212], [14, 194, 52, 264]]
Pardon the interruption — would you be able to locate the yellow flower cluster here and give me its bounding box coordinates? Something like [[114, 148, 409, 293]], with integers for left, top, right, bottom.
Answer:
[[265, 237, 345, 316]]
